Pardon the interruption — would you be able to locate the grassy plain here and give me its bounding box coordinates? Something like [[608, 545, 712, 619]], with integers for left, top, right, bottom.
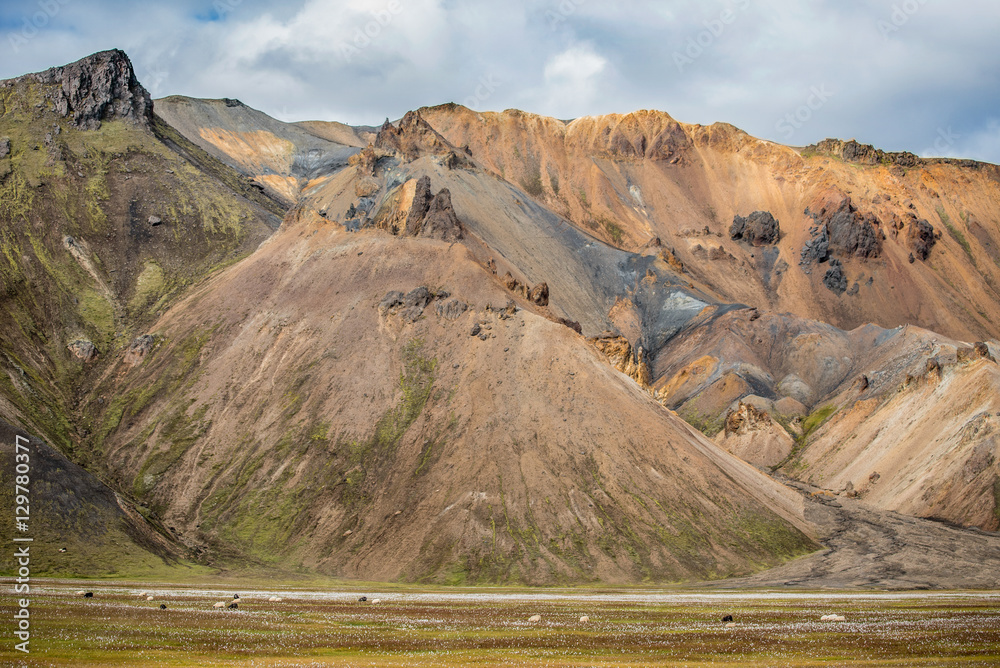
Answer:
[[2, 581, 999, 666]]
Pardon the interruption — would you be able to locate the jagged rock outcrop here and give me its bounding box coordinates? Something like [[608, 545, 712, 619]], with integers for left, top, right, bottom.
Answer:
[[801, 197, 883, 271], [823, 259, 848, 295], [379, 287, 459, 323], [421, 188, 464, 242], [375, 110, 465, 164], [498, 271, 548, 305], [400, 176, 434, 235], [558, 317, 583, 334], [906, 217, 937, 260], [0, 137, 10, 158], [963, 342, 997, 363], [5, 49, 152, 130], [435, 299, 468, 320], [730, 211, 780, 246], [377, 176, 464, 241], [806, 138, 920, 167], [724, 402, 771, 436], [352, 145, 378, 176], [590, 334, 651, 387], [527, 282, 549, 307], [800, 227, 831, 265], [818, 198, 883, 259]]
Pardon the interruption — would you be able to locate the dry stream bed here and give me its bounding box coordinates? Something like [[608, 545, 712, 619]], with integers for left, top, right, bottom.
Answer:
[[3, 582, 999, 666]]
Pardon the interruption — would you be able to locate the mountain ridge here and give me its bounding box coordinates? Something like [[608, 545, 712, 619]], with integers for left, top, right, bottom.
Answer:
[[2, 49, 998, 585]]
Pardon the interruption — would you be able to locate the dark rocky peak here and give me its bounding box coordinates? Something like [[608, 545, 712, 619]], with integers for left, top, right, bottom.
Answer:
[[375, 110, 466, 164], [4, 49, 152, 130], [421, 187, 464, 243], [405, 175, 464, 242], [378, 175, 464, 242]]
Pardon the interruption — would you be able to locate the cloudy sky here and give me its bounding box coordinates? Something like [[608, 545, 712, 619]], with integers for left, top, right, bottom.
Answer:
[[2, 0, 999, 163]]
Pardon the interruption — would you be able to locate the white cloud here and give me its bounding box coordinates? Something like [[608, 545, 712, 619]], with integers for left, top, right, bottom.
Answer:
[[1, 0, 999, 162], [539, 44, 608, 118], [945, 119, 1000, 163]]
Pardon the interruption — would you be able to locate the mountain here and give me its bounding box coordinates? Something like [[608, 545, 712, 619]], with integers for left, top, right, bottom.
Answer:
[[1, 49, 998, 584]]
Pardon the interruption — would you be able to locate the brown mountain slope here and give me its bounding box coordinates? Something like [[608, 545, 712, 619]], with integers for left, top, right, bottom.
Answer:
[[94, 212, 816, 583], [239, 104, 1000, 537], [782, 345, 1000, 531], [649, 304, 1000, 530], [420, 105, 1000, 343], [154, 96, 363, 205]]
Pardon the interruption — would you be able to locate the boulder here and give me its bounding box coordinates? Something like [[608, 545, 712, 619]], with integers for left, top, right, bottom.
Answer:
[[378, 291, 405, 316], [68, 339, 98, 362], [906, 218, 936, 260], [730, 211, 780, 246], [528, 282, 549, 307], [355, 176, 380, 198], [402, 287, 433, 310], [0, 137, 10, 158], [124, 334, 156, 367], [974, 342, 996, 362], [558, 318, 583, 334], [825, 199, 882, 259], [399, 287, 433, 322], [436, 299, 468, 320], [823, 259, 848, 295]]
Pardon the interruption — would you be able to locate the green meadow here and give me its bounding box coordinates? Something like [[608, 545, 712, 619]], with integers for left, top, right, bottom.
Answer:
[[3, 581, 999, 666]]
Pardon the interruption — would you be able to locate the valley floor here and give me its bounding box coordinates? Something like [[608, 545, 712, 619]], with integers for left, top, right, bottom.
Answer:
[[5, 582, 999, 666]]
